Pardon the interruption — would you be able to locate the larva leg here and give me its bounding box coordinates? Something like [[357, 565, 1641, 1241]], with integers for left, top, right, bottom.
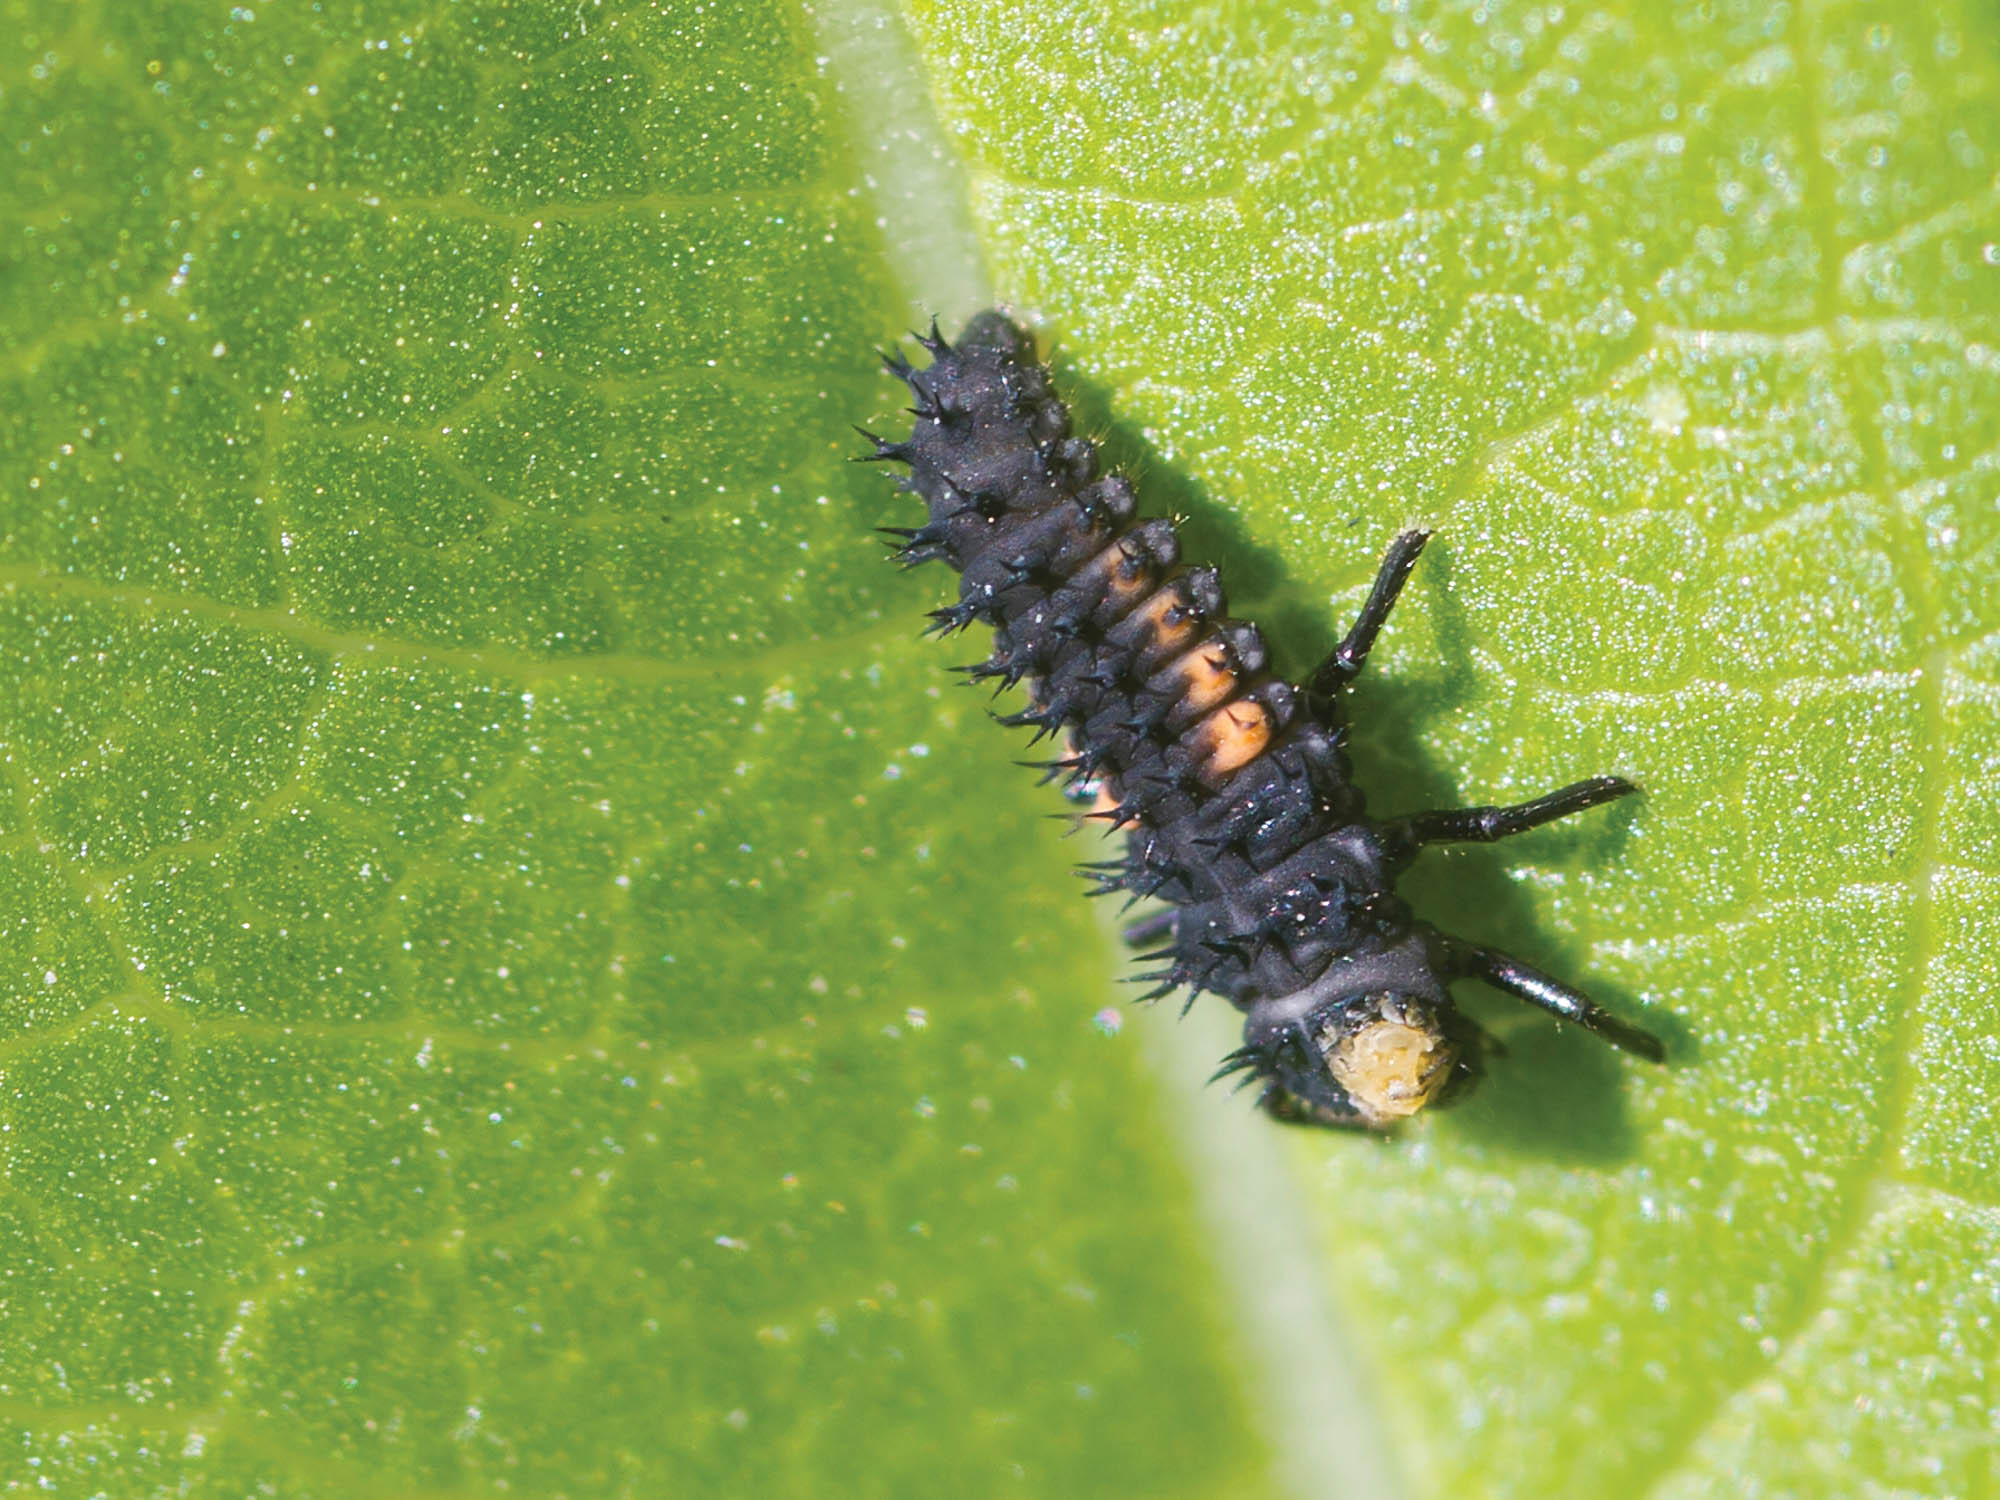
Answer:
[[1304, 528, 1431, 719], [1448, 941, 1664, 1062], [1385, 776, 1636, 852]]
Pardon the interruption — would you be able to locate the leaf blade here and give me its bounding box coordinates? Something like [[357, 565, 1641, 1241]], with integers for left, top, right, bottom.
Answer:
[[904, 0, 2000, 1492]]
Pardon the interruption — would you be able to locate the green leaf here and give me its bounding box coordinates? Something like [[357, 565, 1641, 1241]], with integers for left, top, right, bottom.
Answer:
[[900, 0, 2000, 1493], [2, 1, 1996, 1497], [0, 1, 1265, 1492]]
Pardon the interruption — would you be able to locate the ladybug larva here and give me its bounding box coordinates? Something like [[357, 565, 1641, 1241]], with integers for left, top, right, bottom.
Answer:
[[859, 311, 1664, 1128]]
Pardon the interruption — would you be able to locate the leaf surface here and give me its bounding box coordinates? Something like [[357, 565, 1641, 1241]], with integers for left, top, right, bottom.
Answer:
[[4, 0, 1998, 1495], [901, 0, 2000, 1493], [0, 1, 1265, 1492]]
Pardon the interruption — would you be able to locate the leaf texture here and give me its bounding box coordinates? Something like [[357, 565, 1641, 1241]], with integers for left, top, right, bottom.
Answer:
[[2, 0, 1997, 1494], [902, 0, 2000, 1493]]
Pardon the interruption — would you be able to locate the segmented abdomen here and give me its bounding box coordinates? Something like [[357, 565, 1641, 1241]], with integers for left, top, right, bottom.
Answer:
[[870, 312, 1385, 1008]]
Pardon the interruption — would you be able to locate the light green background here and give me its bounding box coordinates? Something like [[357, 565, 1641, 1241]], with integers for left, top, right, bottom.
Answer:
[[1, 1, 1995, 1495]]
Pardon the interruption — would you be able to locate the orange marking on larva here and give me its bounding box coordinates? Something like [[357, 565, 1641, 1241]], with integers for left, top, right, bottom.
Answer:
[[1194, 698, 1270, 779], [1164, 640, 1238, 717], [1127, 586, 1200, 658], [1100, 560, 1153, 614]]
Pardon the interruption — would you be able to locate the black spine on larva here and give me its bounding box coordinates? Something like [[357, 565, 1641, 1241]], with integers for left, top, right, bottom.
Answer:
[[875, 312, 1397, 1012]]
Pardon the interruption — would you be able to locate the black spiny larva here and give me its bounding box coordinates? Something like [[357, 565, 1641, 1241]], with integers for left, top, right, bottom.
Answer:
[[859, 311, 1664, 1129]]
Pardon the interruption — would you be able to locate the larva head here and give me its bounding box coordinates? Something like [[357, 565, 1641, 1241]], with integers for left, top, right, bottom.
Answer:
[[1225, 942, 1462, 1129], [1311, 992, 1456, 1125]]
